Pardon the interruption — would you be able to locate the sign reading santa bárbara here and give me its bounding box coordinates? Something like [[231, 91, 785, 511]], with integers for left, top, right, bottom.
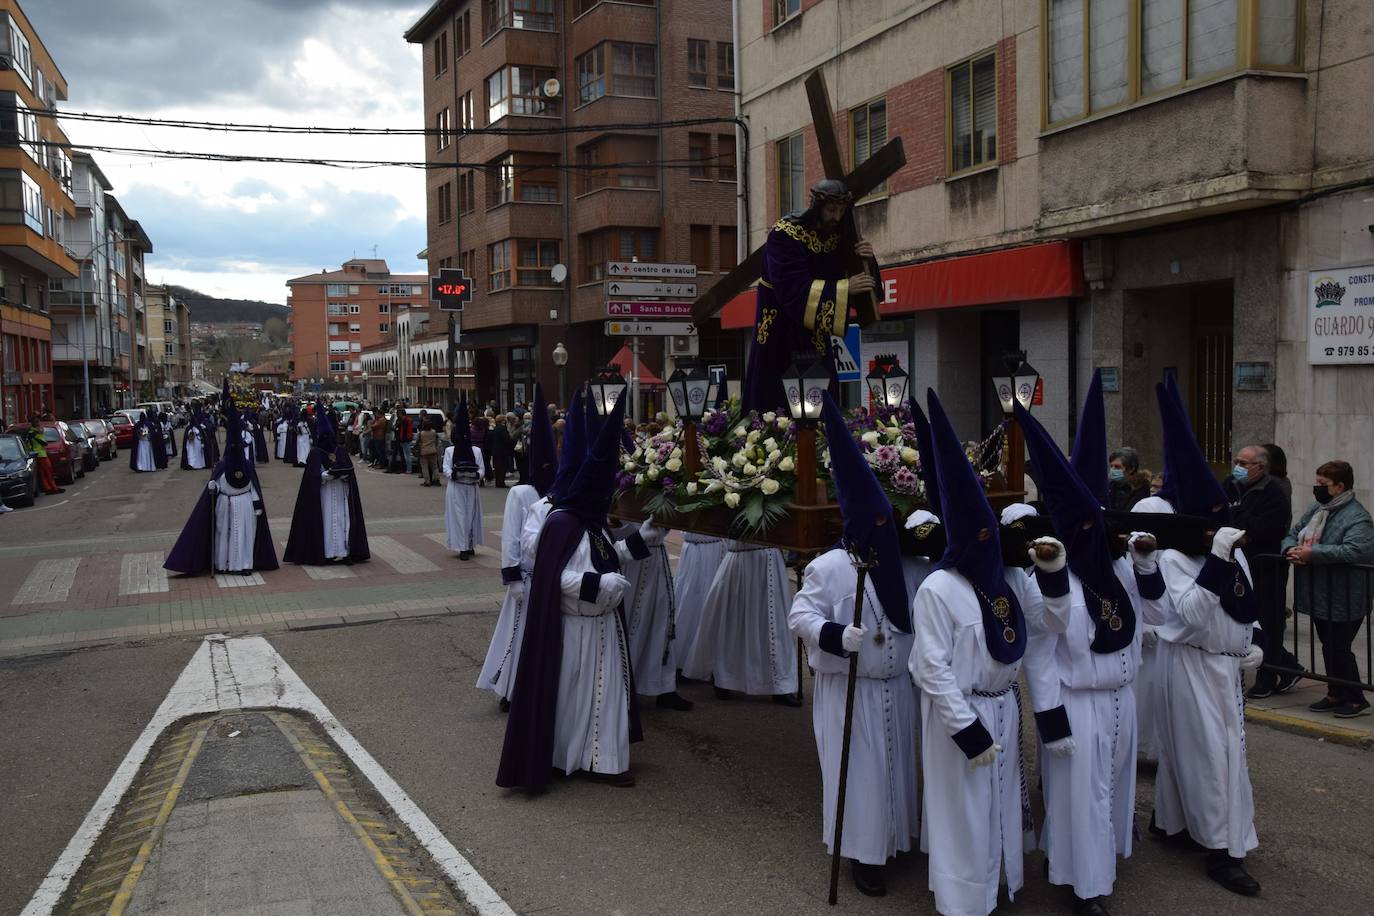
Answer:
[[1309, 264, 1374, 365]]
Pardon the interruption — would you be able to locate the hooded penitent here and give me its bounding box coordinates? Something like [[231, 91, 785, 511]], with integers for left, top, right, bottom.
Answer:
[[219, 393, 255, 493], [282, 400, 370, 565], [547, 389, 589, 505], [821, 392, 910, 632], [1070, 368, 1108, 505], [926, 389, 1025, 664], [1016, 401, 1135, 653], [558, 393, 627, 529], [528, 383, 556, 497]]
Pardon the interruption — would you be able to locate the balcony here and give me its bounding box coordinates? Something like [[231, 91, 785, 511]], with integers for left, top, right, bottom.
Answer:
[[52, 342, 113, 364], [136, 332, 147, 347]]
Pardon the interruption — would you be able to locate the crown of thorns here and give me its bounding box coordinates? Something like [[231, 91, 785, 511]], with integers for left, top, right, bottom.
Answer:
[[810, 179, 852, 205]]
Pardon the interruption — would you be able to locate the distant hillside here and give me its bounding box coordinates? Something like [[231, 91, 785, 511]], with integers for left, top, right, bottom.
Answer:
[[170, 285, 290, 324]]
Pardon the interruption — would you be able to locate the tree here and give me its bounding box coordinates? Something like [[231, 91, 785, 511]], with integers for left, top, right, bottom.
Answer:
[[262, 317, 288, 346]]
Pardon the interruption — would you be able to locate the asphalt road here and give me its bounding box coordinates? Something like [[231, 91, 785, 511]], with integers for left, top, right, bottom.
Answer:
[[2, 441, 1372, 914]]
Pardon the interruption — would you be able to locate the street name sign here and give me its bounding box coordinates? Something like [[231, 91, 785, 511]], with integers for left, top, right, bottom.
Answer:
[[606, 261, 697, 279], [604, 280, 697, 298], [605, 320, 696, 337], [606, 300, 694, 318]]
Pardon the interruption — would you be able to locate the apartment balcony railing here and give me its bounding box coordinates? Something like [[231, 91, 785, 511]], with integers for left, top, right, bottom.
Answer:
[[52, 343, 114, 364]]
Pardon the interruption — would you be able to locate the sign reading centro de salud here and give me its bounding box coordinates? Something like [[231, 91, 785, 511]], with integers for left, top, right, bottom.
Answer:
[[1309, 263, 1374, 365]]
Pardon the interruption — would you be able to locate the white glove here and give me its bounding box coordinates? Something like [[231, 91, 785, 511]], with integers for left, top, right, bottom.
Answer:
[[841, 625, 867, 653], [1128, 531, 1158, 573], [968, 743, 1001, 771], [1141, 625, 1159, 649], [1240, 643, 1264, 671], [1211, 526, 1245, 561], [1044, 736, 1076, 758], [596, 572, 631, 610], [1028, 536, 1067, 573], [905, 509, 940, 530], [206, 480, 218, 492], [638, 519, 668, 547]]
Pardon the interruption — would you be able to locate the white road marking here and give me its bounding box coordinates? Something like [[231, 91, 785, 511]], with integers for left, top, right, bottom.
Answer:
[[370, 535, 439, 574], [303, 564, 357, 580], [12, 558, 80, 605], [214, 572, 265, 588], [24, 498, 70, 513], [119, 552, 169, 595], [21, 635, 516, 916]]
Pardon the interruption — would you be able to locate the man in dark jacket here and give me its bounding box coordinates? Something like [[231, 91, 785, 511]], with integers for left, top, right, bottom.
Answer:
[[488, 416, 512, 488], [1225, 443, 1301, 697]]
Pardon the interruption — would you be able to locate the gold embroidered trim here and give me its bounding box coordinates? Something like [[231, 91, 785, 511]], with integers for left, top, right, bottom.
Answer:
[[803, 280, 825, 331], [757, 278, 774, 289], [773, 218, 840, 254], [812, 298, 838, 355], [756, 307, 778, 344], [834, 279, 849, 337]]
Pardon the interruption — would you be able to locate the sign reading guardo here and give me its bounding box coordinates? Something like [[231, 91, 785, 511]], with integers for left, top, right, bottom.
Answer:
[[1308, 263, 1374, 365]]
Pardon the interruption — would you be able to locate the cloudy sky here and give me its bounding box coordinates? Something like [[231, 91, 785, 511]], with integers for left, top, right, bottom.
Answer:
[[27, 0, 433, 304]]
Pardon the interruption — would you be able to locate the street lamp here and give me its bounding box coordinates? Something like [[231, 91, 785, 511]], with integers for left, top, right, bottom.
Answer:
[[589, 365, 627, 417], [552, 341, 569, 406], [667, 359, 710, 473], [865, 353, 910, 412], [386, 369, 396, 400], [990, 350, 1039, 495]]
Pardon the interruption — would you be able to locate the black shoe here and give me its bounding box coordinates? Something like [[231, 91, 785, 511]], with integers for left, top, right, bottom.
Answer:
[[1205, 852, 1261, 896], [655, 692, 694, 711], [850, 860, 886, 897], [1273, 669, 1303, 694], [1333, 699, 1371, 719], [1072, 896, 1111, 916], [772, 692, 803, 708], [713, 686, 734, 701], [499, 697, 510, 713], [1245, 680, 1275, 700], [586, 770, 635, 788], [1309, 696, 1343, 712]]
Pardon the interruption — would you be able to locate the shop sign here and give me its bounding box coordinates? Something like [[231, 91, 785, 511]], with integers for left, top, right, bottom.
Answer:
[[1308, 264, 1374, 365]]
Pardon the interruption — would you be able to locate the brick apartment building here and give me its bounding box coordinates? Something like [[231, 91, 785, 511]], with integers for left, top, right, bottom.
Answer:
[[286, 259, 428, 386], [728, 0, 1374, 501], [405, 0, 739, 414]]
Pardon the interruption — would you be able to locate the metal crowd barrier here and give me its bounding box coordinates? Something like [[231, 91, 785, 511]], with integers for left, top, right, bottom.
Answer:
[[1249, 554, 1374, 693]]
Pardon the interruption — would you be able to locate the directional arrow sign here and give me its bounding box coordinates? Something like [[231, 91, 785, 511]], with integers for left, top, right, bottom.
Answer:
[[606, 300, 694, 318], [605, 320, 696, 337], [604, 280, 697, 298], [605, 261, 697, 278]]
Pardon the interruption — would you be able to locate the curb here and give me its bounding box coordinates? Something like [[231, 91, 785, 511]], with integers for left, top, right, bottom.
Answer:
[[1245, 706, 1374, 750]]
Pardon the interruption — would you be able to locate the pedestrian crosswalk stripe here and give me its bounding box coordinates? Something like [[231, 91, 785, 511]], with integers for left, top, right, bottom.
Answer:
[[120, 552, 169, 596], [303, 564, 357, 580], [214, 572, 265, 588], [369, 536, 439, 574], [13, 557, 80, 605]]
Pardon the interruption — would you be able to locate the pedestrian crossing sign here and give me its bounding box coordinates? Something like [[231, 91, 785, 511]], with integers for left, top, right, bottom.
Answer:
[[833, 327, 862, 382]]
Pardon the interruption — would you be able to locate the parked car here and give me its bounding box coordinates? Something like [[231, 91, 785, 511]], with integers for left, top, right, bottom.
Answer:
[[80, 419, 117, 460], [0, 433, 37, 508], [70, 423, 99, 471], [109, 413, 136, 448], [120, 408, 147, 425], [4, 421, 85, 484]]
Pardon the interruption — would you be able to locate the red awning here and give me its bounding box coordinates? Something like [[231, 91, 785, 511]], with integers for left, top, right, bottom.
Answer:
[[610, 345, 665, 386], [719, 240, 1084, 329]]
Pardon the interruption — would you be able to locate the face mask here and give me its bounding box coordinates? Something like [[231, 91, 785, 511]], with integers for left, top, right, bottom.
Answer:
[[1109, 468, 1125, 482], [1314, 485, 1334, 505], [1232, 465, 1249, 481]]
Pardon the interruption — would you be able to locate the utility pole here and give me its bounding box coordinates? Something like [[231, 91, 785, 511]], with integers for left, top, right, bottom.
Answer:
[[447, 313, 457, 410]]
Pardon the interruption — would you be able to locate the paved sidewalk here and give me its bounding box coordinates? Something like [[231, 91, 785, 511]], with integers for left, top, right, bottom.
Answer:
[[61, 710, 463, 915], [1245, 677, 1374, 748]]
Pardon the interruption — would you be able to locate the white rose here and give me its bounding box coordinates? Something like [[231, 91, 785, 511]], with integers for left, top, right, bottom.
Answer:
[[665, 457, 682, 472], [706, 479, 724, 493], [768, 448, 782, 462], [732, 452, 747, 468], [762, 411, 777, 423], [862, 431, 880, 446], [763, 437, 777, 451], [635, 473, 645, 485], [623, 460, 637, 471], [760, 477, 780, 495], [734, 425, 748, 437], [670, 447, 682, 460], [712, 456, 728, 472], [779, 456, 795, 472], [747, 430, 761, 444], [884, 425, 902, 441], [686, 481, 698, 495], [724, 492, 741, 508], [777, 417, 791, 429], [647, 467, 660, 480], [901, 447, 918, 465], [742, 462, 756, 475]]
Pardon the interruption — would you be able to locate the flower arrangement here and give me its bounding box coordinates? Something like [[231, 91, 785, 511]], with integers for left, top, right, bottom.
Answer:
[[828, 404, 929, 516]]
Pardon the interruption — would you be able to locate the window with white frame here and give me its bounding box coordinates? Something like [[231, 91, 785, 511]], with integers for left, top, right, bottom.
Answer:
[[378, 302, 391, 314], [349, 322, 361, 333], [328, 323, 341, 335], [326, 283, 348, 296], [329, 341, 349, 353], [327, 303, 347, 316], [330, 359, 348, 372], [348, 304, 361, 314]]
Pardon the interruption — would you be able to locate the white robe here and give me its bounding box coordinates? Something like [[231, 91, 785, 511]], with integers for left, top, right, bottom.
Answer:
[[213, 474, 259, 573], [1152, 548, 1259, 858], [320, 469, 352, 560], [477, 483, 540, 698], [681, 541, 797, 695], [294, 422, 311, 465], [909, 567, 1043, 916], [789, 549, 928, 865], [163, 423, 175, 456], [1024, 557, 1169, 900], [520, 497, 554, 572], [275, 420, 289, 459], [442, 446, 485, 551], [240, 430, 255, 467], [548, 521, 643, 776], [184, 429, 206, 469], [614, 523, 678, 697], [134, 433, 156, 471], [672, 534, 726, 664]]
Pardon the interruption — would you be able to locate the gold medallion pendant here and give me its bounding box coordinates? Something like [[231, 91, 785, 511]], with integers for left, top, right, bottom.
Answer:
[[1108, 615, 1123, 631], [1233, 582, 1246, 597], [1003, 626, 1017, 644]]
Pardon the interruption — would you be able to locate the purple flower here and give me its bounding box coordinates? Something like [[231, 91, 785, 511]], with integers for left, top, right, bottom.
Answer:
[[891, 466, 920, 495], [661, 476, 675, 490]]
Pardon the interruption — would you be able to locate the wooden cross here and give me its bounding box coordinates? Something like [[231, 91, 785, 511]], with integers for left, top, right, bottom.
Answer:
[[691, 69, 907, 326]]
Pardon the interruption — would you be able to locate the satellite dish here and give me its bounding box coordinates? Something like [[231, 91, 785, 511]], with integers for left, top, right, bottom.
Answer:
[[550, 263, 568, 284], [543, 78, 561, 98]]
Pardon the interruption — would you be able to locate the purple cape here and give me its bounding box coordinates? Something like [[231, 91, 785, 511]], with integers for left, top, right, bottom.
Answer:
[[282, 446, 370, 564], [163, 463, 279, 575], [281, 418, 299, 464], [128, 421, 168, 471], [179, 425, 208, 470], [496, 510, 643, 791], [252, 422, 270, 464]]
